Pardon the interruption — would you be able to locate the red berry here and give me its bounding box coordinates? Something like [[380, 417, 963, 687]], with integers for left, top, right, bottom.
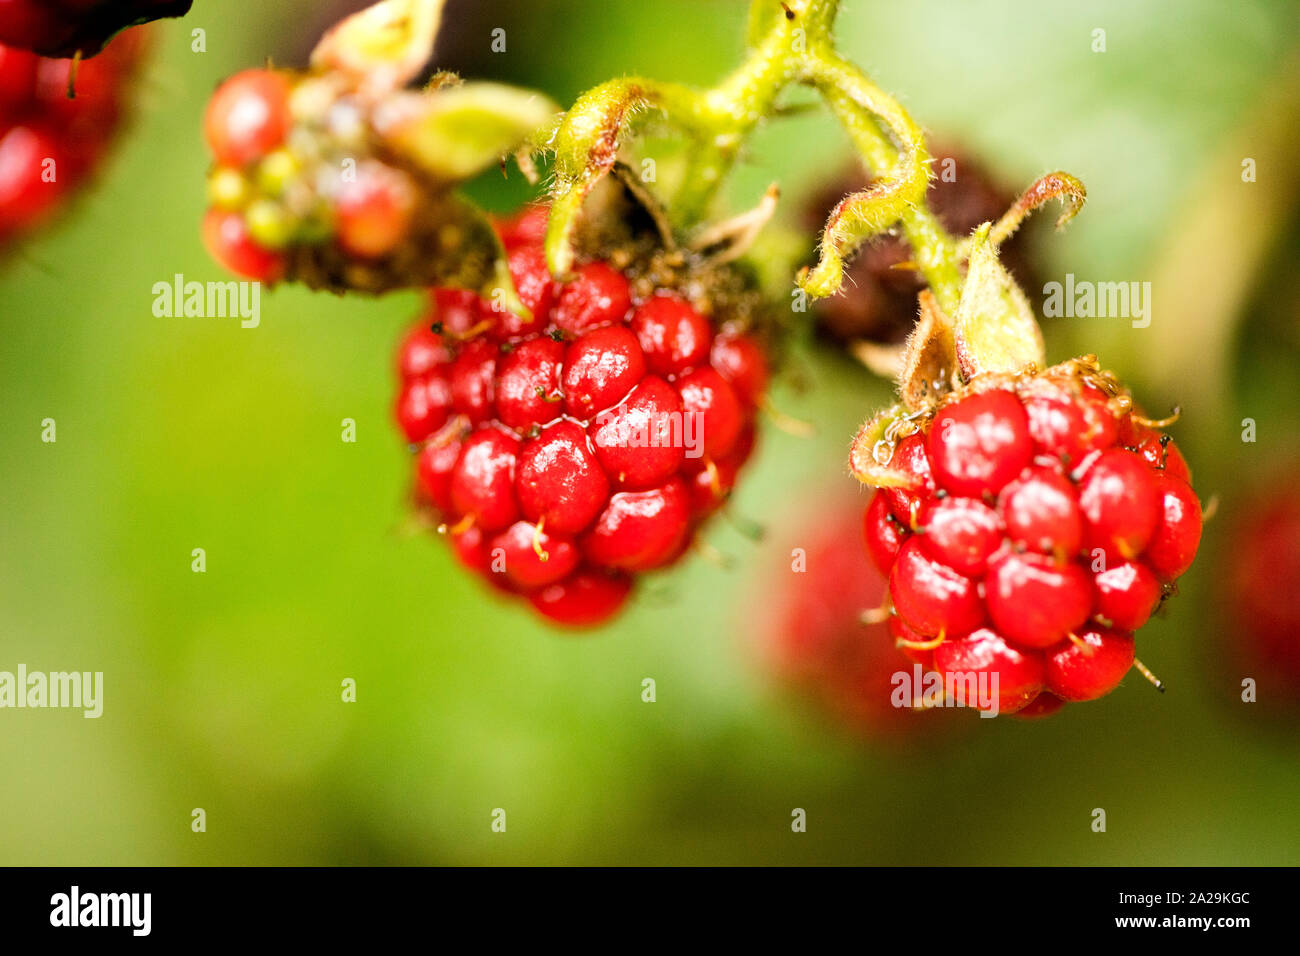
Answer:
[[491, 243, 555, 336], [203, 69, 291, 167], [415, 437, 461, 513], [0, 123, 67, 232], [931, 628, 1046, 715], [0, 2, 66, 56], [516, 420, 609, 535], [562, 325, 645, 418], [998, 464, 1082, 559], [889, 615, 936, 669], [687, 451, 739, 518], [1143, 475, 1202, 582], [1077, 448, 1161, 561], [495, 204, 548, 249], [449, 524, 499, 583], [494, 336, 562, 432], [553, 261, 631, 335], [858, 364, 1201, 714], [395, 372, 452, 444], [881, 433, 935, 524], [863, 490, 906, 575], [201, 207, 285, 282], [1023, 381, 1117, 466], [1046, 627, 1135, 702], [489, 520, 581, 590], [36, 51, 120, 127], [529, 568, 633, 628], [589, 376, 685, 489], [761, 495, 955, 739], [1124, 422, 1191, 484], [630, 294, 712, 377], [928, 389, 1032, 498], [333, 160, 416, 259], [709, 330, 769, 408], [580, 478, 691, 571], [917, 495, 1002, 577], [986, 550, 1093, 649], [1224, 476, 1300, 699], [888, 538, 984, 639], [429, 288, 480, 337], [397, 324, 453, 380], [676, 367, 742, 462], [0, 44, 38, 112], [449, 427, 520, 533], [1093, 561, 1161, 631], [448, 338, 497, 425], [394, 224, 768, 628]]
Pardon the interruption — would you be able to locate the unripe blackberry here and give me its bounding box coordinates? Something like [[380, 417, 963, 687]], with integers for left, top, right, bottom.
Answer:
[[396, 212, 770, 629], [861, 358, 1201, 715]]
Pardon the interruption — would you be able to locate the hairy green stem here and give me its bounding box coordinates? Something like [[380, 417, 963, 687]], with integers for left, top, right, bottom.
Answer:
[[546, 0, 965, 310]]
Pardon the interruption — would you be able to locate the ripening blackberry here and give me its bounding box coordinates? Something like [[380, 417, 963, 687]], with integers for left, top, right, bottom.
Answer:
[[862, 359, 1201, 714], [395, 207, 770, 628]]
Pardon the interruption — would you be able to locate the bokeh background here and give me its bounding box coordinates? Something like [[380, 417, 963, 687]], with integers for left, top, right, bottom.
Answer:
[[2, 0, 1299, 865]]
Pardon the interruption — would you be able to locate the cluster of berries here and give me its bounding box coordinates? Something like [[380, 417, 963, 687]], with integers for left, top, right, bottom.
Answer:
[[394, 207, 769, 627], [0, 0, 189, 58], [863, 364, 1202, 715], [0, 29, 145, 247], [202, 67, 421, 284]]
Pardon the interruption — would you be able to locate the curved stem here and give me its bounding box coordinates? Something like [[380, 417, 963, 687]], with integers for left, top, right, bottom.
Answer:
[[805, 53, 963, 312], [547, 0, 965, 312]]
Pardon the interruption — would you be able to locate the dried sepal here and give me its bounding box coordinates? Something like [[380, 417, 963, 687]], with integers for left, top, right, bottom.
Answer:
[[897, 290, 959, 411], [952, 224, 1044, 381], [688, 183, 780, 266]]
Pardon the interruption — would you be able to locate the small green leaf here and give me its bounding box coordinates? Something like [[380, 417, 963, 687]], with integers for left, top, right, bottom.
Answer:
[[952, 223, 1045, 380], [383, 83, 559, 183]]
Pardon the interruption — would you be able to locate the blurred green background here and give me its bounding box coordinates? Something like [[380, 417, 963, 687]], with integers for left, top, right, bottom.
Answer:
[[2, 0, 1299, 865]]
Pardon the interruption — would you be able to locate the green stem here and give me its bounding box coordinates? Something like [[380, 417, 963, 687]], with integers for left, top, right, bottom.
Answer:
[[810, 55, 963, 312], [546, 0, 964, 310]]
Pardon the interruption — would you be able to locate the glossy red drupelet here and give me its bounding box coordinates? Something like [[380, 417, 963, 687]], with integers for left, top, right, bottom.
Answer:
[[863, 373, 1201, 714], [395, 207, 768, 628], [0, 29, 146, 246]]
